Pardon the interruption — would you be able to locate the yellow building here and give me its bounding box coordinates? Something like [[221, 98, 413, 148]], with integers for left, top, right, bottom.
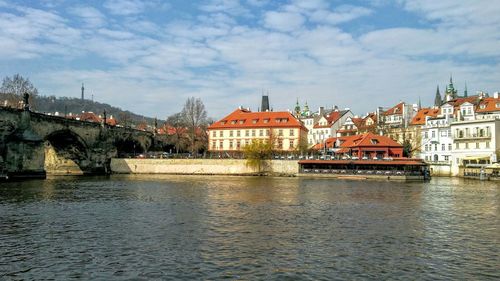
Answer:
[[208, 108, 308, 152]]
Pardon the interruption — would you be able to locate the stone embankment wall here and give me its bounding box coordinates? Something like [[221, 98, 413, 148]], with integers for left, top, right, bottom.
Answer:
[[111, 158, 299, 176]]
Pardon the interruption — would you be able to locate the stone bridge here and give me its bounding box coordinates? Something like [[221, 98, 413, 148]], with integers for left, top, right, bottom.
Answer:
[[0, 106, 153, 178]]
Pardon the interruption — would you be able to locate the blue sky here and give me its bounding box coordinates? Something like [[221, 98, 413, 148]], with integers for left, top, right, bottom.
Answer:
[[1, 0, 499, 119]]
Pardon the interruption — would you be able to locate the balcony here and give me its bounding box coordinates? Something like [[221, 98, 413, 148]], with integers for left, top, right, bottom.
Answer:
[[454, 133, 491, 141]]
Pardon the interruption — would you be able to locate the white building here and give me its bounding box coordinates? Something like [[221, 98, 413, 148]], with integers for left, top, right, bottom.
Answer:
[[450, 118, 500, 175]]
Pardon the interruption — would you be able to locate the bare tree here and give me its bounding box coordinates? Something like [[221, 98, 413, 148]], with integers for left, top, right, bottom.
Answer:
[[181, 97, 208, 156], [0, 74, 38, 108], [166, 112, 188, 154]]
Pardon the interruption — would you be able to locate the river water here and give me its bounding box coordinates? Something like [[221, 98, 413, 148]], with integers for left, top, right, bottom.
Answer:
[[0, 176, 498, 280]]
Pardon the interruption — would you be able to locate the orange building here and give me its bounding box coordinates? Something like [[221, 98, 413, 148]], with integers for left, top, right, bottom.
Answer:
[[208, 108, 308, 152]]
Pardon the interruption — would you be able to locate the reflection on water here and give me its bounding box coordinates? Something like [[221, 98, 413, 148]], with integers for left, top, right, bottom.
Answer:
[[0, 175, 498, 280]]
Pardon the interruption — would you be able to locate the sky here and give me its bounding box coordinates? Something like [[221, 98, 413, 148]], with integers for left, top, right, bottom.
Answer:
[[0, 0, 499, 119]]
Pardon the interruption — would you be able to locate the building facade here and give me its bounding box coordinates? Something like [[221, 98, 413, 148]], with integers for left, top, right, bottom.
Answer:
[[207, 108, 308, 152]]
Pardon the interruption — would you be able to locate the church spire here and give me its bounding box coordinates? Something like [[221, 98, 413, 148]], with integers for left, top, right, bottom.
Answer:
[[434, 85, 442, 107], [464, 82, 468, 97]]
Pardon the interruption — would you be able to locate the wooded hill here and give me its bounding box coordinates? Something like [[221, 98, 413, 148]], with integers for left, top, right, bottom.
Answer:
[[0, 92, 159, 126]]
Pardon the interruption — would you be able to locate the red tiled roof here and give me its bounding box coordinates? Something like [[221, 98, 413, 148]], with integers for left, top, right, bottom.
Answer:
[[341, 132, 402, 148], [311, 135, 357, 150], [313, 110, 348, 128], [476, 97, 500, 113], [410, 108, 440, 125], [79, 112, 101, 123], [208, 108, 307, 131], [382, 102, 404, 116]]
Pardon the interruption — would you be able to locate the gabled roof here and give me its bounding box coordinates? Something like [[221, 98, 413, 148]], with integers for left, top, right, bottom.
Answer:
[[476, 97, 500, 113], [208, 108, 307, 130], [311, 136, 355, 150], [410, 108, 440, 125], [341, 132, 402, 148], [382, 102, 404, 116], [313, 110, 349, 128]]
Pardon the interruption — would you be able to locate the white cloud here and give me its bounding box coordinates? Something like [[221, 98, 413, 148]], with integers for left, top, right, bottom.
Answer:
[[310, 5, 372, 25], [68, 6, 106, 28], [264, 11, 305, 32], [103, 0, 146, 16]]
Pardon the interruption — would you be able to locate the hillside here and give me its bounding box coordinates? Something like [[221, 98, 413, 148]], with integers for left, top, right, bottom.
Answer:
[[0, 93, 159, 126]]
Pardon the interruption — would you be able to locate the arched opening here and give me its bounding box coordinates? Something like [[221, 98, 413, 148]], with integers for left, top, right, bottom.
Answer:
[[433, 154, 438, 162], [44, 130, 90, 175], [115, 139, 145, 158]]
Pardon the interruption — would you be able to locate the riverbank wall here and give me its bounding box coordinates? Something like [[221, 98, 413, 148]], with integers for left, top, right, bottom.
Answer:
[[110, 158, 299, 176]]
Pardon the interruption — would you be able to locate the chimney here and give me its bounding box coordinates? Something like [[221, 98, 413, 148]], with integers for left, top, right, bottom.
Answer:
[[494, 92, 499, 99]]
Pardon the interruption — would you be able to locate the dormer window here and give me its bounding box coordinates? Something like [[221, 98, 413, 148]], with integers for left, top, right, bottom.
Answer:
[[263, 118, 269, 123], [231, 120, 237, 124], [496, 103, 500, 108], [221, 121, 226, 125], [480, 104, 486, 109], [252, 119, 258, 124], [371, 139, 379, 144], [239, 120, 245, 124], [275, 118, 281, 123]]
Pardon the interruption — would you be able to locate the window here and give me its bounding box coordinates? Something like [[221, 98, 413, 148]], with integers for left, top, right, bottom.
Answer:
[[434, 144, 437, 151], [475, 143, 479, 149], [245, 130, 249, 137], [290, 129, 294, 136], [289, 140, 294, 148], [219, 141, 223, 149], [231, 120, 237, 124], [263, 119, 269, 123], [266, 130, 270, 136], [486, 141, 490, 148], [212, 131, 216, 137], [431, 131, 435, 138], [425, 144, 428, 151], [252, 130, 256, 137], [239, 120, 244, 124], [229, 140, 233, 149], [236, 140, 241, 149], [465, 143, 469, 149], [252, 119, 258, 124], [229, 130, 233, 137], [237, 130, 240, 137], [219, 131, 223, 137], [441, 144, 445, 151], [277, 139, 283, 149], [448, 144, 452, 151], [212, 141, 216, 149], [259, 129, 263, 136], [455, 143, 459, 149], [424, 132, 428, 138], [444, 156, 449, 161], [279, 129, 283, 136]]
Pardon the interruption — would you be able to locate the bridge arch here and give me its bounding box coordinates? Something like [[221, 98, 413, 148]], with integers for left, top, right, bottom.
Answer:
[[44, 129, 91, 174]]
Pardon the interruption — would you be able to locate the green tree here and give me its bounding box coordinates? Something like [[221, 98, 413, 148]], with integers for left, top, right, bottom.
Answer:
[[242, 139, 273, 173]]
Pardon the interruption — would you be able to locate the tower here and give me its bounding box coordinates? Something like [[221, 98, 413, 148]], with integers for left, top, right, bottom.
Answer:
[[434, 85, 442, 107], [261, 95, 270, 112], [294, 98, 301, 116], [81, 83, 85, 101], [464, 82, 468, 97], [445, 75, 457, 101]]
